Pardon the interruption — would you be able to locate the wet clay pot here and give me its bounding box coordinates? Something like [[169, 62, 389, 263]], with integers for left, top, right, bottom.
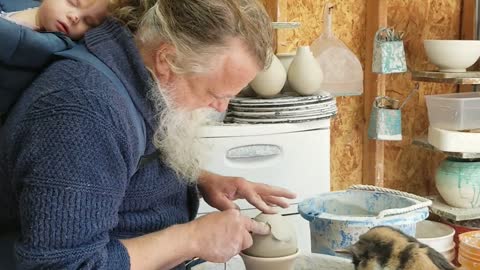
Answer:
[[241, 213, 298, 270]]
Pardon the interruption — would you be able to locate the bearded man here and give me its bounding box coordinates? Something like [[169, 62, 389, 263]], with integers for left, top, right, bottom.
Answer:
[[0, 0, 296, 269]]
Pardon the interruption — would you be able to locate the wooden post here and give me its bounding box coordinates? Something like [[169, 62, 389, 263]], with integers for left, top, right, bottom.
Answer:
[[261, 0, 285, 53], [363, 0, 388, 186], [275, 0, 289, 53], [262, 0, 279, 21], [461, 0, 476, 40], [460, 0, 477, 92]]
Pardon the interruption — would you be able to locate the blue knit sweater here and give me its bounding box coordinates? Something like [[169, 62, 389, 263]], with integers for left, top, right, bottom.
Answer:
[[0, 18, 199, 269]]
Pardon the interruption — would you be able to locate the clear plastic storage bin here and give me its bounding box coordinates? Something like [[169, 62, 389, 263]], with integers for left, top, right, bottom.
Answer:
[[426, 92, 480, 131]]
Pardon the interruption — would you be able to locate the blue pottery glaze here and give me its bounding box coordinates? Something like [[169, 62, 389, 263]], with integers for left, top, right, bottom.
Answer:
[[368, 106, 402, 141], [298, 190, 429, 254]]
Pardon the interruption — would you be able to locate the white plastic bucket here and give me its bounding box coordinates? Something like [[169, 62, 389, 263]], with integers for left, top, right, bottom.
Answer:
[[299, 188, 430, 254]]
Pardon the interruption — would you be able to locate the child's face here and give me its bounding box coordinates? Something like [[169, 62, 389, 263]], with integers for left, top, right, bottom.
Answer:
[[38, 0, 109, 40]]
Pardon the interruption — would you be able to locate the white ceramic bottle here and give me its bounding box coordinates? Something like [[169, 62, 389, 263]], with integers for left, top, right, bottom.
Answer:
[[250, 54, 286, 98], [276, 52, 296, 93], [287, 46, 324, 96]]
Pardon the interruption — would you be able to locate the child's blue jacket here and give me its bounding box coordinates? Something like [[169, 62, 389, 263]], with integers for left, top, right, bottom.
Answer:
[[0, 0, 75, 113]]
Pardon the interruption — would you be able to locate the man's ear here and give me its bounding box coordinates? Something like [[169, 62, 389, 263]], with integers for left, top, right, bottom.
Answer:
[[152, 43, 176, 84]]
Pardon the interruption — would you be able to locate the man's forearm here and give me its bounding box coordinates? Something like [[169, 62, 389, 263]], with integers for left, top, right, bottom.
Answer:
[[120, 223, 197, 270]]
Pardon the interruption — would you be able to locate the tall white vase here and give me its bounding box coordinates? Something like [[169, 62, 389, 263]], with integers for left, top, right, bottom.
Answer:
[[250, 54, 286, 98], [287, 46, 324, 96], [276, 52, 296, 93]]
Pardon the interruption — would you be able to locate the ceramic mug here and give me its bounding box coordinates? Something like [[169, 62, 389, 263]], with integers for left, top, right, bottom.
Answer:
[[367, 97, 402, 141]]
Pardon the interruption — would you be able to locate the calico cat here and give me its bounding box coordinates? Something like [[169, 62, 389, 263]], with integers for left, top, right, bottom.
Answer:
[[342, 226, 457, 270]]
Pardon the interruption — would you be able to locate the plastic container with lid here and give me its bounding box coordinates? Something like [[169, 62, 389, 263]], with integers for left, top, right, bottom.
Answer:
[[426, 92, 480, 131]]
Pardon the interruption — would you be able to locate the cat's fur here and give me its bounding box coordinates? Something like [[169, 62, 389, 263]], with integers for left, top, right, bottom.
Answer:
[[344, 226, 457, 270]]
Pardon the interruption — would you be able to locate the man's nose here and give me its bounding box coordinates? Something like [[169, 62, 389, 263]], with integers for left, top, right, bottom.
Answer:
[[209, 99, 230, 112]]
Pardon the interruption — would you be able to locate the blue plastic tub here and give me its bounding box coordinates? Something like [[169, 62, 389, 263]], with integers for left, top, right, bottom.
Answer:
[[299, 190, 429, 254]]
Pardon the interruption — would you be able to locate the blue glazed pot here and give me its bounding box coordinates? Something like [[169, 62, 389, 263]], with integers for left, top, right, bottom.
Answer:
[[298, 190, 429, 254], [436, 158, 480, 208]]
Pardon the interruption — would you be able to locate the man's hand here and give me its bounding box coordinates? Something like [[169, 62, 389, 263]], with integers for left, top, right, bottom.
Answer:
[[186, 210, 271, 262], [197, 171, 296, 214]]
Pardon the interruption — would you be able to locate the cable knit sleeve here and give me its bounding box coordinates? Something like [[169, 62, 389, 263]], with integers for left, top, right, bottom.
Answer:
[[11, 100, 133, 269]]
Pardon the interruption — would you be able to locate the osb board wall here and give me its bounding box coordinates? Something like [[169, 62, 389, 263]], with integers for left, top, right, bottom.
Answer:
[[265, 0, 367, 191], [261, 0, 462, 193], [383, 0, 461, 195]]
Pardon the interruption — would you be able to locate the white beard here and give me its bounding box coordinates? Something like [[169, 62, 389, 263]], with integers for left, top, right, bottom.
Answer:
[[147, 81, 212, 184]]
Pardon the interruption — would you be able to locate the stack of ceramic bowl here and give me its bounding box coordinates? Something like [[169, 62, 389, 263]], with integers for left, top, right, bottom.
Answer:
[[458, 231, 480, 269], [228, 92, 337, 124], [415, 220, 456, 262]]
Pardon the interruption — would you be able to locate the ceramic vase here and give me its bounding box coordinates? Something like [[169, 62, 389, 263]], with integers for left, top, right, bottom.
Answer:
[[436, 158, 480, 208], [287, 46, 324, 96], [250, 54, 286, 98], [276, 52, 296, 93], [277, 52, 296, 71]]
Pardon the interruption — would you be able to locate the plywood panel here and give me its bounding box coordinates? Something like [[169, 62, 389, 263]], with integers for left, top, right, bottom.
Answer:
[[330, 97, 364, 191], [279, 0, 367, 191], [261, 0, 463, 194], [278, 0, 366, 56], [383, 0, 461, 195], [363, 0, 387, 187], [261, 0, 279, 20]]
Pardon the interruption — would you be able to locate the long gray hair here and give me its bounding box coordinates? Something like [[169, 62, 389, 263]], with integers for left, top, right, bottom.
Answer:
[[110, 0, 273, 74]]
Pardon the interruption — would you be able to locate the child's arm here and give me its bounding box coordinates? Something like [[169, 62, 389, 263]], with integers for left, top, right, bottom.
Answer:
[[0, 0, 40, 12], [0, 18, 75, 69]]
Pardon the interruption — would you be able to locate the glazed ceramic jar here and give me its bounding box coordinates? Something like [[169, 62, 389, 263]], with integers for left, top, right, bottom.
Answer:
[[436, 158, 480, 208]]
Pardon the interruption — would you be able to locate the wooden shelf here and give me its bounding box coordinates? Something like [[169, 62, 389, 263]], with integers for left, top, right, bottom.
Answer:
[[428, 195, 480, 222], [412, 71, 480, 84], [412, 137, 435, 151], [413, 137, 480, 159], [272, 22, 300, 29], [332, 92, 363, 97]]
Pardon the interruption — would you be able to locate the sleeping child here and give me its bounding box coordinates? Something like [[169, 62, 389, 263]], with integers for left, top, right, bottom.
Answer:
[[0, 0, 110, 118]]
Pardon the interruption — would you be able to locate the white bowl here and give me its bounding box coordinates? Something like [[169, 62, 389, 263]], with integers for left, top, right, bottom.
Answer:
[[441, 247, 456, 262], [424, 40, 480, 72], [416, 220, 455, 252]]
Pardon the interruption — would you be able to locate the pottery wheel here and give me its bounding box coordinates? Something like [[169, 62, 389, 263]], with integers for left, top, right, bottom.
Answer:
[[191, 253, 353, 270]]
